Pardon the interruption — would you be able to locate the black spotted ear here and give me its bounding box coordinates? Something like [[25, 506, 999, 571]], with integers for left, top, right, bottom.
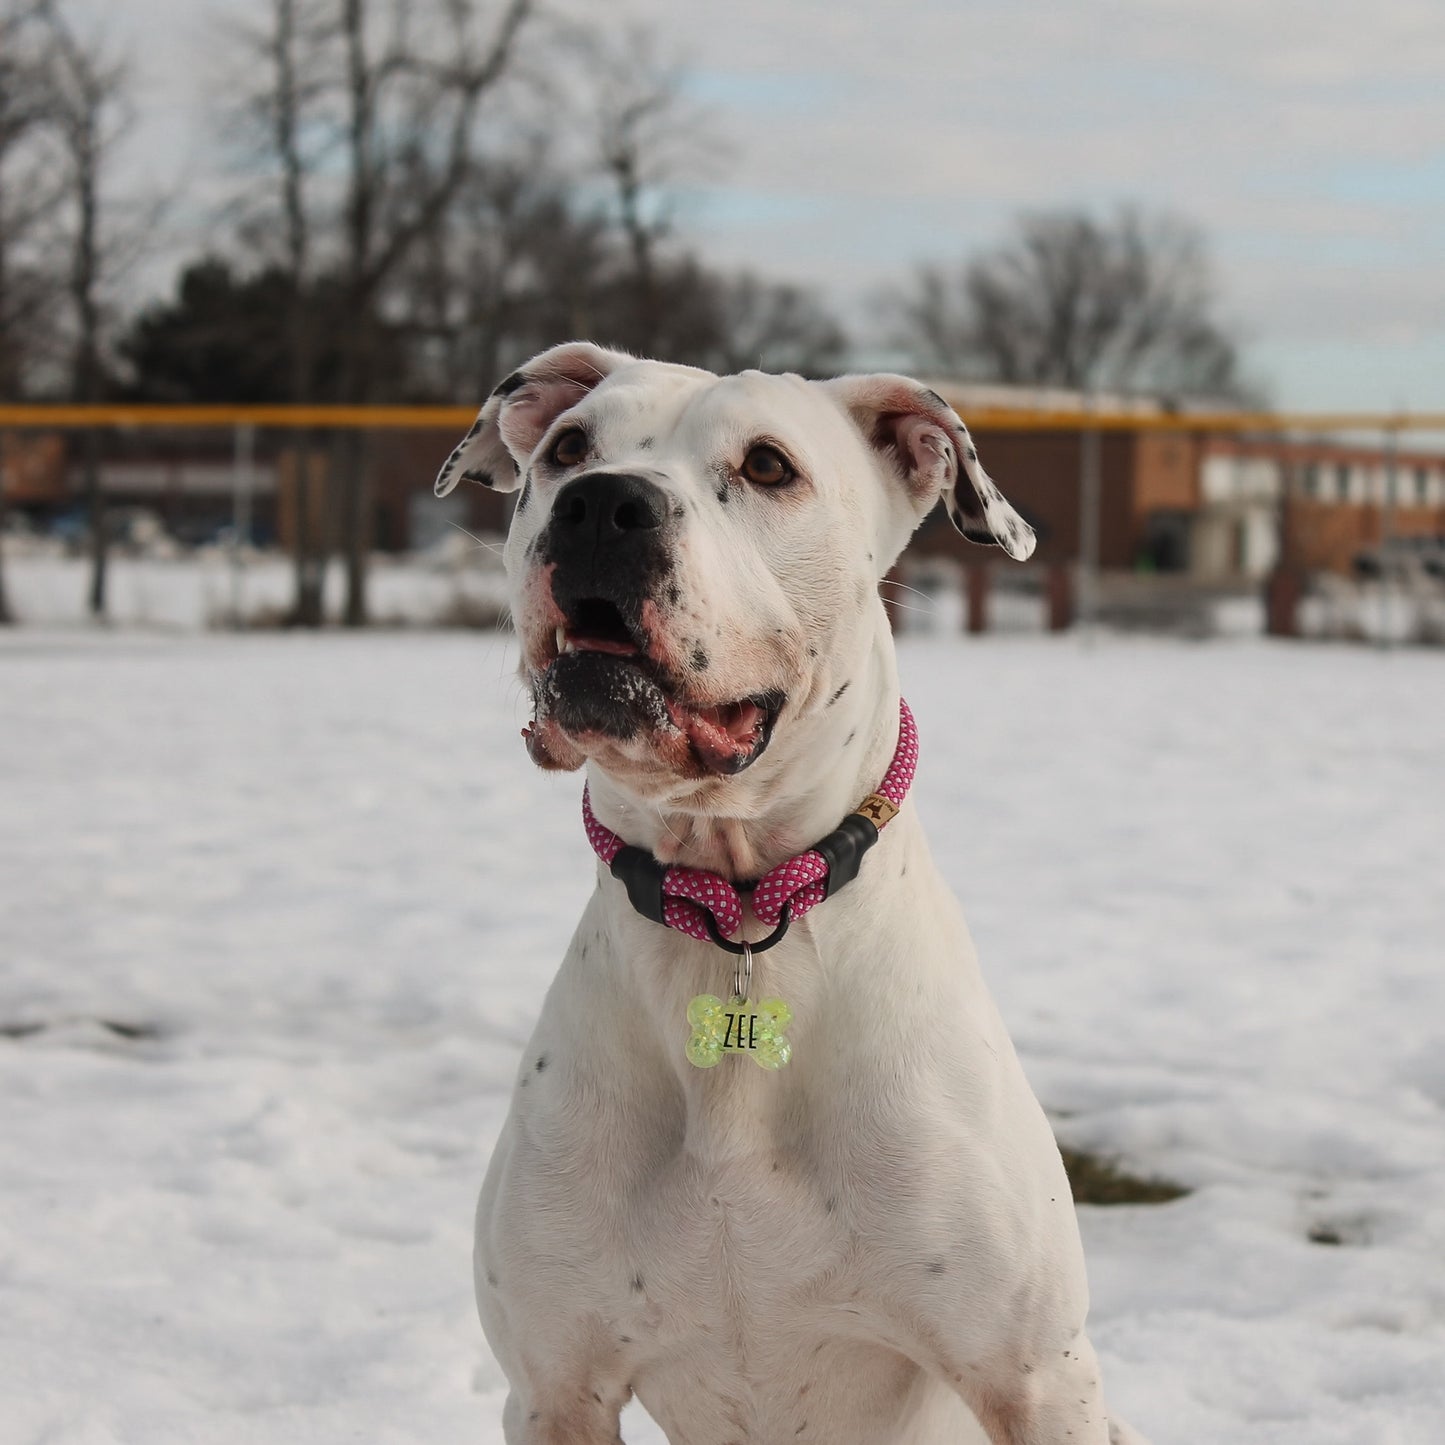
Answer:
[[435, 341, 634, 497], [822, 374, 1036, 561]]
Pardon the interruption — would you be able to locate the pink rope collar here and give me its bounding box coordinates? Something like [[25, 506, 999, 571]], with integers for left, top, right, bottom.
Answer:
[[583, 698, 918, 948]]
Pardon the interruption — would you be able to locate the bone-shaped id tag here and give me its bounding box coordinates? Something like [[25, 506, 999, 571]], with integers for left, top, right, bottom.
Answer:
[[686, 994, 792, 1070]]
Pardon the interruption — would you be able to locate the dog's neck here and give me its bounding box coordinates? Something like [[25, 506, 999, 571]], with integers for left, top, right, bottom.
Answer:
[[586, 629, 901, 880]]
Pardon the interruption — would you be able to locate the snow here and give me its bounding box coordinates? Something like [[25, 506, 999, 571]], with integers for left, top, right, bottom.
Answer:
[[2, 628, 1443, 1443], [10, 549, 1445, 646], [2, 546, 510, 631]]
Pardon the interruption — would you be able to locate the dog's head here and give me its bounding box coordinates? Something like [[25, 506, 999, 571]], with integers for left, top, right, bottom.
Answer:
[[438, 342, 1033, 798]]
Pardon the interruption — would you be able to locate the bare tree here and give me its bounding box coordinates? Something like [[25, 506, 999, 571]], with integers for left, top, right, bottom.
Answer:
[[39, 0, 130, 617], [237, 0, 332, 624], [577, 24, 725, 358], [704, 272, 848, 377], [396, 145, 615, 398], [227, 0, 536, 625], [889, 206, 1252, 401], [0, 0, 61, 622], [0, 1, 62, 396]]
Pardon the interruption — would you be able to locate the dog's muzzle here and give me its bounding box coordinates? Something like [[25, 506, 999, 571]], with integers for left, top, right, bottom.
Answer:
[[526, 471, 783, 776]]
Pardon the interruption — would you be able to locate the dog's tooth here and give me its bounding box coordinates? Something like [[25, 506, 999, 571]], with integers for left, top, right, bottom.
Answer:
[[556, 626, 566, 654]]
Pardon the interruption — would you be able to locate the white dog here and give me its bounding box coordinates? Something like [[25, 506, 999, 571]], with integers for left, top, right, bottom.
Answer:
[[437, 343, 1142, 1445]]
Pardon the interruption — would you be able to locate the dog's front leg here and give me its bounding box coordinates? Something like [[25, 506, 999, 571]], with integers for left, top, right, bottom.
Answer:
[[501, 1382, 627, 1445], [960, 1332, 1111, 1445]]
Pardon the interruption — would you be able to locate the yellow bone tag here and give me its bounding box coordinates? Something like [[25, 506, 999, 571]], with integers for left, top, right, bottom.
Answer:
[[686, 994, 792, 1070]]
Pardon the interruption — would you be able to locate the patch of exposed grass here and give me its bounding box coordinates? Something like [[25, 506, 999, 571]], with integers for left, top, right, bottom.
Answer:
[[1059, 1145, 1189, 1206]]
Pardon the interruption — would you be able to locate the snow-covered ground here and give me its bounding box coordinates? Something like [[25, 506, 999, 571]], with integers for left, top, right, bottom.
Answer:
[[2, 629, 1443, 1444]]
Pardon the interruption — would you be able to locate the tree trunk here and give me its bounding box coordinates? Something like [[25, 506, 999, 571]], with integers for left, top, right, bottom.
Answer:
[[82, 428, 106, 617], [0, 456, 12, 625], [288, 436, 326, 627], [333, 428, 366, 627]]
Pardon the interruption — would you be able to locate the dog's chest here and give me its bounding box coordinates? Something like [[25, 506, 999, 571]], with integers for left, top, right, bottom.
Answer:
[[629, 1143, 844, 1310]]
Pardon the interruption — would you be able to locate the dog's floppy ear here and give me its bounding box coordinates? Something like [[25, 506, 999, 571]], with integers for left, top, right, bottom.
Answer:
[[435, 341, 633, 497], [823, 374, 1035, 561]]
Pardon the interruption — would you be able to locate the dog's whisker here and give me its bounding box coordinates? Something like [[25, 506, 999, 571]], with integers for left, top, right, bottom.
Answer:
[[446, 520, 504, 556], [878, 578, 934, 602]]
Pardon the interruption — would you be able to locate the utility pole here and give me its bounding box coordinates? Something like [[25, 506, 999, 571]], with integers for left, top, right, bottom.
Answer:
[[1077, 395, 1101, 639], [230, 421, 255, 628], [1379, 424, 1398, 649]]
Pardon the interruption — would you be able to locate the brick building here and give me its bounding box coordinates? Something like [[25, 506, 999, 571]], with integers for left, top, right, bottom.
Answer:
[[919, 385, 1445, 581], [6, 397, 1441, 581]]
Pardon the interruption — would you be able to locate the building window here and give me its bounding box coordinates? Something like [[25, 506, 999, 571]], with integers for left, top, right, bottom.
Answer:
[[1337, 462, 1352, 500], [1416, 467, 1429, 506], [1302, 462, 1319, 498]]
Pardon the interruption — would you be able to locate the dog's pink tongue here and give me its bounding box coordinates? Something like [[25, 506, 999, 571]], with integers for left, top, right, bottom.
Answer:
[[670, 699, 766, 770]]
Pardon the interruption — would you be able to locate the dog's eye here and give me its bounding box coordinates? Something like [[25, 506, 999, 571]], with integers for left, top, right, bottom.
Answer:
[[740, 445, 793, 487], [550, 428, 588, 468]]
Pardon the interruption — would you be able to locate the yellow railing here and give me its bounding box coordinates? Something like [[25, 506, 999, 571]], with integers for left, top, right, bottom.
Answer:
[[1, 403, 1443, 433], [0, 404, 474, 429]]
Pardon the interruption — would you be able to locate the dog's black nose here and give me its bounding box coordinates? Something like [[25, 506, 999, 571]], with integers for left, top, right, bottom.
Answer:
[[551, 472, 665, 536], [546, 473, 668, 581]]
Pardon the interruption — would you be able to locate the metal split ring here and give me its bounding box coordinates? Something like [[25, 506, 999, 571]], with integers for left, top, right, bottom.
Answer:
[[733, 941, 753, 1003], [703, 902, 792, 965]]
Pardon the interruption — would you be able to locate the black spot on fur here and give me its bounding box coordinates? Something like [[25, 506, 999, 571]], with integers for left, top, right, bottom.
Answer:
[[828, 681, 850, 706], [824, 1196, 837, 1213], [535, 1055, 548, 1073], [517, 477, 532, 510], [462, 468, 493, 488], [666, 584, 681, 606], [492, 370, 526, 397], [619, 1335, 632, 1344], [807, 646, 818, 658], [487, 1270, 499, 1287], [630, 1273, 645, 1292], [691, 646, 709, 671], [715, 484, 729, 505], [637, 436, 655, 450], [926, 1259, 946, 1276], [922, 387, 947, 410], [966, 446, 978, 461], [844, 730, 856, 746]]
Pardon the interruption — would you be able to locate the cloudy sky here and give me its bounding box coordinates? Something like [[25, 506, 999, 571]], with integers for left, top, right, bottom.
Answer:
[[78, 0, 1445, 410]]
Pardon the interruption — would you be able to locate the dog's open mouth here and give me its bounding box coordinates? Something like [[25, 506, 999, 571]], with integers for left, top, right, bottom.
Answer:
[[535, 597, 782, 775]]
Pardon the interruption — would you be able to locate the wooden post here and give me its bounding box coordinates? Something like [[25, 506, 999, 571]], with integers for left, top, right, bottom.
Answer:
[[1265, 565, 1300, 637], [1078, 407, 1101, 634], [1266, 461, 1301, 638], [1047, 562, 1073, 631], [966, 565, 989, 634]]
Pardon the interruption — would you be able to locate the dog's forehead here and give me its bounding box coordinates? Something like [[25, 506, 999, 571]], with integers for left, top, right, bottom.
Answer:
[[585, 365, 849, 456]]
